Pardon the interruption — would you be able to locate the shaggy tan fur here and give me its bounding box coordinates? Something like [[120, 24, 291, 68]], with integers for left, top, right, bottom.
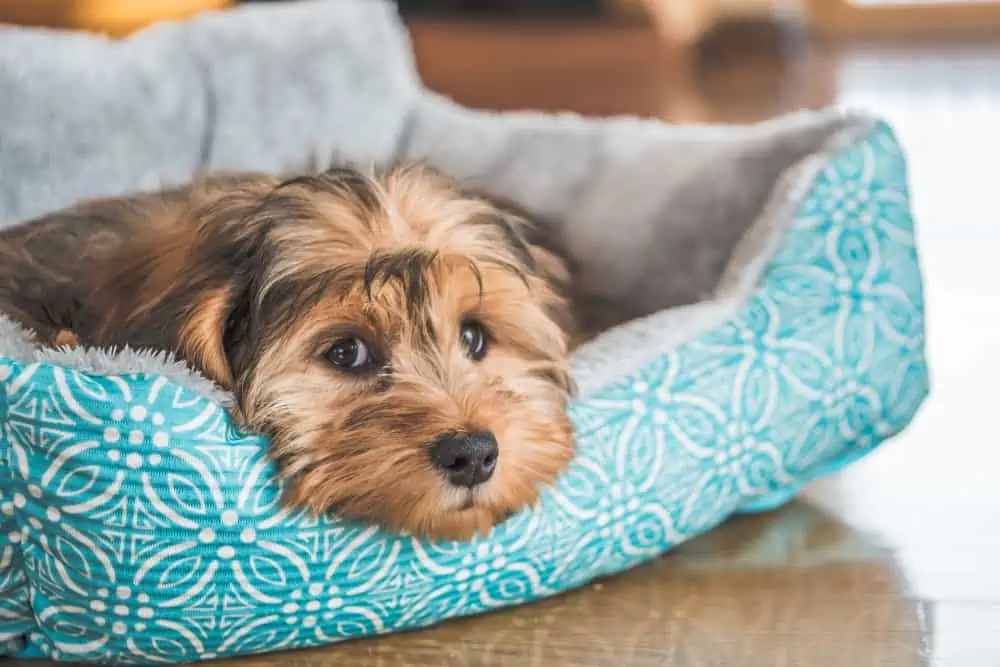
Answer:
[[0, 165, 576, 541]]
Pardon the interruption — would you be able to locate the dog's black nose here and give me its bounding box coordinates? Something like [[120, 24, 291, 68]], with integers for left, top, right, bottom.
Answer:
[[430, 431, 498, 488]]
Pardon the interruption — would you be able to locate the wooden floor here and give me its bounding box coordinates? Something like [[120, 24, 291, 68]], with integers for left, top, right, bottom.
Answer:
[[14, 20, 1000, 667]]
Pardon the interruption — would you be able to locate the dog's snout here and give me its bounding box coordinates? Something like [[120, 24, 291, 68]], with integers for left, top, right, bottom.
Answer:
[[430, 431, 498, 488]]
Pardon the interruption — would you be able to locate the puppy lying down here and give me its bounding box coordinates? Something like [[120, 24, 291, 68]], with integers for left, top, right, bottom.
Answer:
[[0, 165, 579, 541]]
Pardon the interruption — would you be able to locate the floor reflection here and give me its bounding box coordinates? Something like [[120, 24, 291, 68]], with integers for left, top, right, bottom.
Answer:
[[219, 502, 928, 667]]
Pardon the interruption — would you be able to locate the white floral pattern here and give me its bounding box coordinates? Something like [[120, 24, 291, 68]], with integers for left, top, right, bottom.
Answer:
[[0, 122, 928, 663]]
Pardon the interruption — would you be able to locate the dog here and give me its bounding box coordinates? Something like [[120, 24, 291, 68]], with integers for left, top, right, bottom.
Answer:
[[0, 164, 577, 541]]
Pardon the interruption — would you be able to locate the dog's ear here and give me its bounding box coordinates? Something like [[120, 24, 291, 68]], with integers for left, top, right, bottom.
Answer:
[[489, 206, 578, 394], [176, 200, 272, 392], [481, 195, 577, 342], [178, 279, 254, 391], [63, 176, 276, 394], [523, 240, 576, 337], [219, 275, 257, 389]]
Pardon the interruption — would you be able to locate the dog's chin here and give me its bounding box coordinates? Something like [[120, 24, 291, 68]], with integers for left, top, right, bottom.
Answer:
[[403, 495, 528, 542], [423, 486, 529, 541], [424, 506, 506, 542], [366, 492, 528, 542], [282, 469, 538, 542]]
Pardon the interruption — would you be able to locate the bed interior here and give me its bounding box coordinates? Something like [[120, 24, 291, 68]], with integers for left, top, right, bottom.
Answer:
[[0, 112, 875, 402]]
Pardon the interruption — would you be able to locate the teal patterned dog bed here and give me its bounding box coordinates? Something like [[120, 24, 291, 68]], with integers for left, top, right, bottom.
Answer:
[[0, 1, 928, 661], [0, 116, 928, 663]]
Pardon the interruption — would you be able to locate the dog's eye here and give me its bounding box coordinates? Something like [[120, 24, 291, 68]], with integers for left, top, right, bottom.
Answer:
[[325, 337, 374, 372], [460, 320, 488, 361]]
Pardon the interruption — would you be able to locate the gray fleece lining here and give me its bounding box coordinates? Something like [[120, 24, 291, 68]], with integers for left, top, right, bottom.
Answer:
[[0, 317, 232, 406], [0, 114, 874, 404], [569, 114, 876, 395]]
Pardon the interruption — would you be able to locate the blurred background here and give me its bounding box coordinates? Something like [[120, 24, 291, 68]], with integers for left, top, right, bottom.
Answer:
[[1, 0, 999, 664], [1, 0, 998, 211], [2, 0, 993, 243]]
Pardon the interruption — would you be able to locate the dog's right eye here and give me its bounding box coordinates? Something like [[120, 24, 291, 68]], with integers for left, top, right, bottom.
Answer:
[[324, 338, 374, 372]]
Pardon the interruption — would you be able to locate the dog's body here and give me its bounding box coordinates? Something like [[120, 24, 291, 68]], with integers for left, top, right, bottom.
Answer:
[[0, 165, 576, 540]]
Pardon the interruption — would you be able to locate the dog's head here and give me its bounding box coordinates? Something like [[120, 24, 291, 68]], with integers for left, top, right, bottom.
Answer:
[[99, 165, 575, 540]]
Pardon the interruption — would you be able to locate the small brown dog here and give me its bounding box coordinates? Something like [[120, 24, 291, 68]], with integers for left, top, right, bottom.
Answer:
[[0, 165, 576, 540]]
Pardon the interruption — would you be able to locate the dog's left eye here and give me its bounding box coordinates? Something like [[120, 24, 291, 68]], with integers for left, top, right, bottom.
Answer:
[[460, 320, 488, 361], [325, 337, 374, 372]]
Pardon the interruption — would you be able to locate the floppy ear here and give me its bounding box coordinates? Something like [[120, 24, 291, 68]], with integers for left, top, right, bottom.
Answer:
[[524, 240, 576, 340], [175, 272, 257, 393], [79, 179, 278, 392], [177, 283, 248, 390], [174, 205, 270, 392], [218, 274, 258, 391], [478, 194, 635, 348], [482, 194, 578, 343], [99, 239, 256, 392]]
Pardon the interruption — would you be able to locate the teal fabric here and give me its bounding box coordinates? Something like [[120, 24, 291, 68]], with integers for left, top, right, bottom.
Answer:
[[0, 122, 928, 663]]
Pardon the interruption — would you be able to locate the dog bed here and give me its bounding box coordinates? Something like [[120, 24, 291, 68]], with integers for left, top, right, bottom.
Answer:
[[0, 1, 928, 663]]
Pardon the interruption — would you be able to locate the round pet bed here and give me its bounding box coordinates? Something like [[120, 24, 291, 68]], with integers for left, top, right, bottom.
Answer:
[[0, 118, 928, 663], [0, 2, 928, 663]]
